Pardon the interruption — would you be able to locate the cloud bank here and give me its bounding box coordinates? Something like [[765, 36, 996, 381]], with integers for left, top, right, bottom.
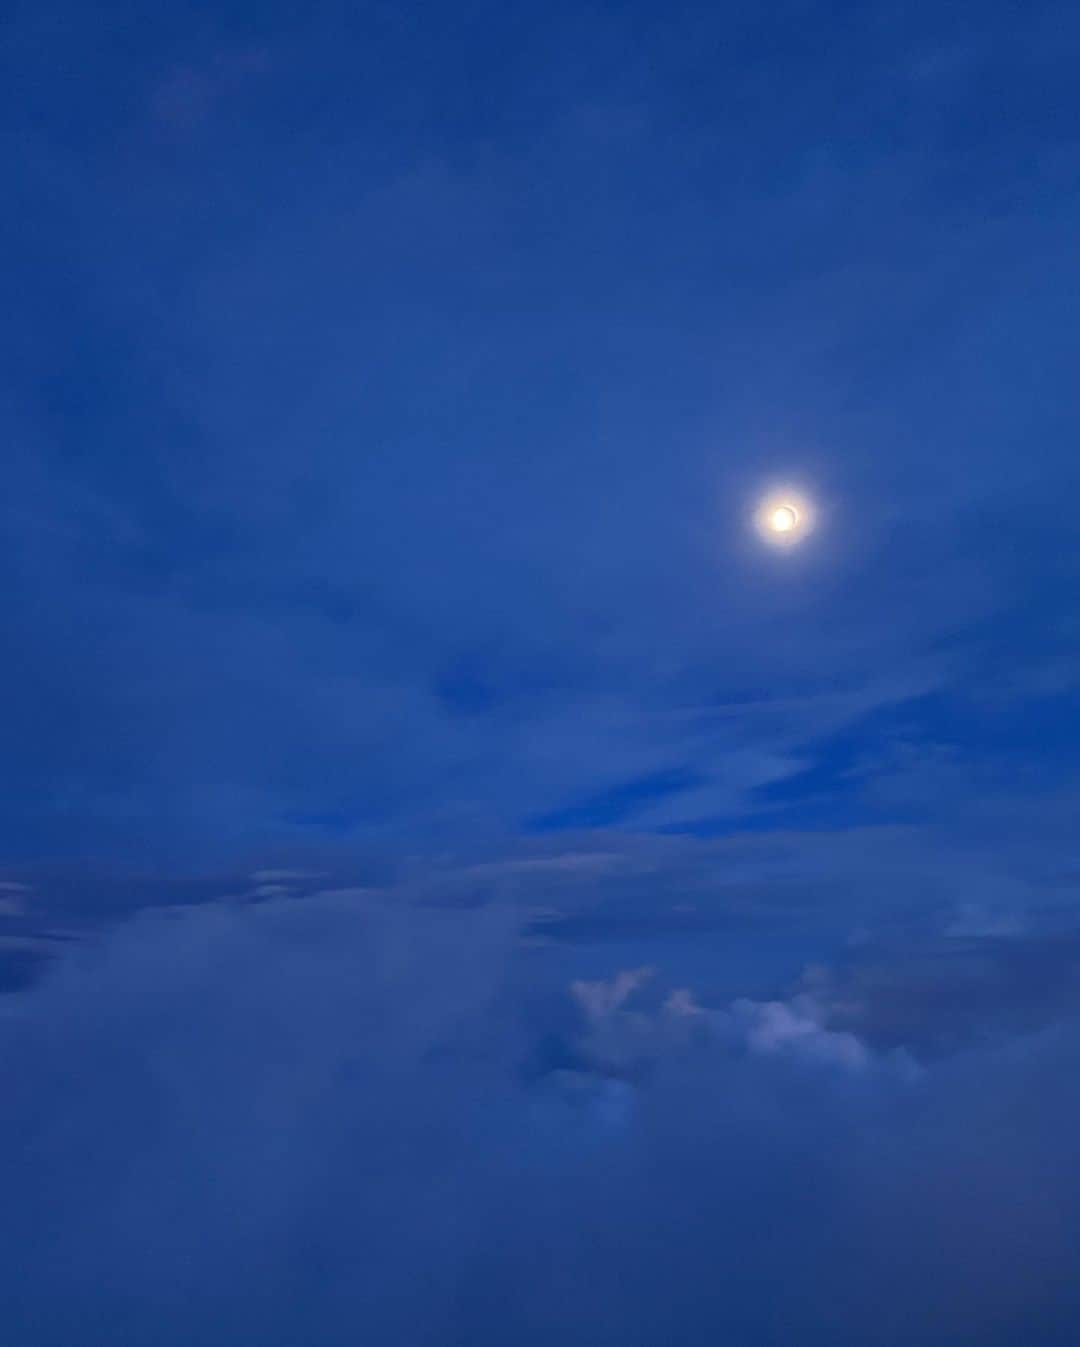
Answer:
[[3, 886, 1080, 1346]]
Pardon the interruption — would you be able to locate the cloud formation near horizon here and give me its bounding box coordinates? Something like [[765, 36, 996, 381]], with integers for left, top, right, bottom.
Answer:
[[3, 887, 1080, 1346]]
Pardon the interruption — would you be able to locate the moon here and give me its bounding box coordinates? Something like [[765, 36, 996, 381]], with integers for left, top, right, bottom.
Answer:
[[754, 490, 815, 547]]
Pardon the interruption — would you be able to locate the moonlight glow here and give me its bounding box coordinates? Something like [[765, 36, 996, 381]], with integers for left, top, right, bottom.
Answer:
[[754, 490, 815, 547]]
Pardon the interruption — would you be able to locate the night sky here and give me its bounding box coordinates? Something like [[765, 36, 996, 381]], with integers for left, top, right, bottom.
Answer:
[[4, 2, 1080, 1343]]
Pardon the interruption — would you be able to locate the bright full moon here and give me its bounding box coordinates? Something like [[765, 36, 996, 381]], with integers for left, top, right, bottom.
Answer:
[[754, 489, 815, 548]]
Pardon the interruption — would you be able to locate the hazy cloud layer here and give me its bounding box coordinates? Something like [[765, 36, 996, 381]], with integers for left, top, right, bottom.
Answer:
[[3, 886, 1080, 1345]]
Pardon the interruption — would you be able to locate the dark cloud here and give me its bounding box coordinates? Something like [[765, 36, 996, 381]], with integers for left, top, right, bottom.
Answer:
[[803, 928, 1080, 1057], [4, 799, 1076, 1001], [3, 891, 1080, 1345]]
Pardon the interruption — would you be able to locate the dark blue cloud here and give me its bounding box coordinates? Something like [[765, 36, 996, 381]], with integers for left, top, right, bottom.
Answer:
[[4, 884, 1080, 1345], [3, 1, 1080, 1339]]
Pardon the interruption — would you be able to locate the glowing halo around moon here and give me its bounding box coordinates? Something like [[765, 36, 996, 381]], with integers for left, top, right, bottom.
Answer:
[[754, 489, 816, 548]]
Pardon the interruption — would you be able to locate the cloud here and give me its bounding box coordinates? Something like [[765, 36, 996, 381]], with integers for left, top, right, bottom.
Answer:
[[0, 881, 31, 916], [4, 802, 1076, 1001], [800, 925, 1080, 1058], [4, 890, 1080, 1344], [571, 965, 656, 1021], [567, 966, 905, 1081], [250, 869, 327, 883], [943, 902, 1027, 938], [728, 994, 873, 1070]]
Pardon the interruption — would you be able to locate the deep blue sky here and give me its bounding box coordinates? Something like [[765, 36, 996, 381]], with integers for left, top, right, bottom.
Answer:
[[3, 2, 1080, 1344]]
